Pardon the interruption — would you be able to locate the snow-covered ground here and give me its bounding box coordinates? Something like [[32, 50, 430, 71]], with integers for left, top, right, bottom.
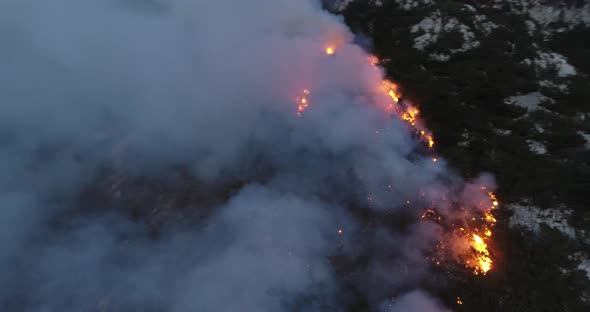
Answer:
[[410, 11, 481, 58], [579, 131, 590, 149], [394, 0, 433, 11], [410, 11, 443, 51], [508, 203, 576, 239], [527, 51, 577, 78], [504, 91, 548, 112], [489, 0, 590, 30], [527, 140, 547, 155], [575, 256, 590, 281]]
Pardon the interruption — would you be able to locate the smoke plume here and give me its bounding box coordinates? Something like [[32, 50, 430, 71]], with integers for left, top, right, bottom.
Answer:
[[0, 0, 493, 311]]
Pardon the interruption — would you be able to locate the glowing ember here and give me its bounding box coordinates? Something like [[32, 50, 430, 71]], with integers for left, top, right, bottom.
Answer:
[[427, 135, 435, 148], [296, 89, 311, 116], [325, 46, 335, 55], [368, 55, 379, 67], [457, 297, 463, 305]]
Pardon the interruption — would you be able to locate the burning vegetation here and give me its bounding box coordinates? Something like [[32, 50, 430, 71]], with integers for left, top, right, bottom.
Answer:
[[419, 187, 498, 276], [296, 43, 499, 277]]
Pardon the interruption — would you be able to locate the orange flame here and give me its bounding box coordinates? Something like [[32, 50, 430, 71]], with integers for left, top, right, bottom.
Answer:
[[388, 90, 400, 102], [402, 107, 419, 126], [471, 234, 492, 274], [467, 191, 498, 275], [420, 190, 498, 275]]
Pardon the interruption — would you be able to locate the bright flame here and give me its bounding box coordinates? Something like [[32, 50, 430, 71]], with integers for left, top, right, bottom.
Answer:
[[325, 46, 335, 55], [421, 190, 498, 275], [381, 80, 401, 103], [402, 107, 419, 126], [377, 79, 435, 148], [427, 135, 435, 148], [466, 191, 498, 274], [388, 90, 400, 102]]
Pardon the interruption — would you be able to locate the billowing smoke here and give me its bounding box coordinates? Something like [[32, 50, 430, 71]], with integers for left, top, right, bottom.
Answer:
[[0, 0, 493, 311]]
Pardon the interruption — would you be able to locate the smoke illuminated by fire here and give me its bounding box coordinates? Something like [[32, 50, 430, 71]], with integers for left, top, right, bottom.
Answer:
[[1, 0, 508, 310], [422, 189, 498, 275], [295, 42, 498, 277]]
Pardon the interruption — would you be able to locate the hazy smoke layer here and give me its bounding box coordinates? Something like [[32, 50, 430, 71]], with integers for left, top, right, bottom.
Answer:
[[0, 0, 487, 311]]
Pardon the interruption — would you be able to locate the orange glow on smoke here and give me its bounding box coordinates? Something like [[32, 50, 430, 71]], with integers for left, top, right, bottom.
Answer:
[[368, 55, 379, 67]]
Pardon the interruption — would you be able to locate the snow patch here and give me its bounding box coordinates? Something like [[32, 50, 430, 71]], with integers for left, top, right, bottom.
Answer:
[[429, 53, 450, 62], [458, 132, 470, 147], [529, 3, 590, 29], [488, 0, 590, 30], [474, 14, 499, 35], [540, 80, 569, 92], [578, 259, 590, 281], [535, 52, 577, 77], [579, 131, 590, 148], [411, 12, 480, 53], [509, 204, 576, 239], [394, 0, 434, 11], [505, 91, 547, 112], [464, 4, 476, 12], [493, 128, 512, 136], [444, 18, 481, 52], [411, 11, 443, 50], [331, 0, 362, 11], [525, 20, 537, 36], [527, 140, 547, 155]]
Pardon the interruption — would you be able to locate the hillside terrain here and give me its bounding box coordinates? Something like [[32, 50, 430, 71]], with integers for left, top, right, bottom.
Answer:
[[329, 0, 590, 310]]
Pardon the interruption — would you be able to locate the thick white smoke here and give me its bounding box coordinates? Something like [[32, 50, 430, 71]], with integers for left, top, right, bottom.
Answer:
[[0, 0, 488, 311]]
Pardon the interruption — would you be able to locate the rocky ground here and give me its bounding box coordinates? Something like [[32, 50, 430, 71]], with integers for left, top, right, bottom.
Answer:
[[328, 0, 590, 310]]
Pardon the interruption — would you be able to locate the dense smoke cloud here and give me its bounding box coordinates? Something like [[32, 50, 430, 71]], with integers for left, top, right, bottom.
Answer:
[[381, 290, 450, 312], [0, 0, 489, 311]]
